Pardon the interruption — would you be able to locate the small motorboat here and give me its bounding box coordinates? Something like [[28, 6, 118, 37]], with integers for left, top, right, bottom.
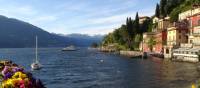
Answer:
[[62, 45, 77, 51]]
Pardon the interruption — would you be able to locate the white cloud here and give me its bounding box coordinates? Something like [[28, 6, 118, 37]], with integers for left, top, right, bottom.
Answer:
[[88, 12, 135, 25], [0, 0, 158, 35], [30, 15, 57, 24]]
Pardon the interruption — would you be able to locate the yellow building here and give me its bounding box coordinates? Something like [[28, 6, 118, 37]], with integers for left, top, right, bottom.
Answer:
[[152, 17, 170, 33], [164, 23, 188, 59], [152, 17, 159, 24], [157, 17, 170, 32], [167, 26, 188, 46]]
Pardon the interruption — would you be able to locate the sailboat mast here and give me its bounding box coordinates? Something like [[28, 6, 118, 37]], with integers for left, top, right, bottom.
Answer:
[[36, 36, 38, 62]]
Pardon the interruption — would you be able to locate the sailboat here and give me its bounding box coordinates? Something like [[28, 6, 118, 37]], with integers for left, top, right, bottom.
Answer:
[[31, 36, 42, 70]]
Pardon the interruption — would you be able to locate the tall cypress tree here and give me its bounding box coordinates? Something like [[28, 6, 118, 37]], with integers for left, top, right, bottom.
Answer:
[[155, 3, 160, 18], [135, 12, 140, 33], [160, 0, 167, 17], [129, 17, 134, 37]]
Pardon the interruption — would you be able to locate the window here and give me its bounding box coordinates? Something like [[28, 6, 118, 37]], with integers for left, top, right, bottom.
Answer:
[[198, 20, 200, 26], [166, 49, 169, 54], [191, 52, 194, 54], [190, 40, 193, 43]]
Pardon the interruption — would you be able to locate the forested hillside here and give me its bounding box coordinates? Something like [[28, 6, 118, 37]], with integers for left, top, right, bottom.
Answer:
[[101, 0, 200, 50]]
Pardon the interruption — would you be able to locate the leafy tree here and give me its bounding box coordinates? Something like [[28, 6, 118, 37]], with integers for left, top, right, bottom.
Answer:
[[147, 19, 153, 32], [102, 33, 114, 45], [148, 37, 156, 52], [169, 7, 181, 22]]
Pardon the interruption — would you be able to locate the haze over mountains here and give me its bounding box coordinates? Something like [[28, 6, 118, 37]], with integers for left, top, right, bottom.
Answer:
[[0, 15, 103, 48]]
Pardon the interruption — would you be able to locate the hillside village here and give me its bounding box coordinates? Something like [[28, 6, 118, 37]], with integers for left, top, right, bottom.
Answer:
[[101, 0, 200, 62], [140, 5, 200, 62]]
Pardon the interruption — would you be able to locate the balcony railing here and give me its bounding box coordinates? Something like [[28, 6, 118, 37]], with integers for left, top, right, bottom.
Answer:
[[167, 21, 189, 29], [191, 33, 200, 36]]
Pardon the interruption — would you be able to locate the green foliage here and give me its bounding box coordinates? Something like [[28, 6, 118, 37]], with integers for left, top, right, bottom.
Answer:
[[160, 0, 167, 17], [158, 0, 186, 19], [102, 12, 152, 50], [141, 18, 152, 33], [169, 0, 195, 22], [169, 7, 181, 22], [148, 37, 156, 52], [102, 33, 115, 46], [102, 0, 200, 51]]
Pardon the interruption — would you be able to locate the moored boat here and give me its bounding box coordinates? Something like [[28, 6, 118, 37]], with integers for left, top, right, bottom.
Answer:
[[31, 36, 42, 70]]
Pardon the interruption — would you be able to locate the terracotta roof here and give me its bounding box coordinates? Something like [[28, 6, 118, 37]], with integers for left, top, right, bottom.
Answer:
[[139, 16, 149, 19]]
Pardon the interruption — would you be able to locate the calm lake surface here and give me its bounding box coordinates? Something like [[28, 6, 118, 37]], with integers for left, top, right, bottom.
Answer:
[[0, 48, 199, 88]]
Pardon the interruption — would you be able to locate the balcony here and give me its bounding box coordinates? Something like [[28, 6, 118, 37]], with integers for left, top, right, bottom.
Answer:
[[192, 33, 200, 36], [193, 41, 200, 46], [167, 21, 189, 30]]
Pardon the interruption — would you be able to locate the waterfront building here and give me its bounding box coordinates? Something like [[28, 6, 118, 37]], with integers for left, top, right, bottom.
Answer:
[[167, 22, 188, 46], [153, 32, 163, 54], [152, 17, 170, 32], [164, 21, 189, 59], [173, 44, 199, 62], [179, 6, 200, 21], [141, 32, 155, 52], [141, 32, 163, 54], [152, 17, 159, 24], [139, 16, 150, 24], [141, 17, 169, 54], [153, 17, 169, 54], [167, 6, 200, 61], [188, 13, 200, 47], [157, 17, 170, 32]]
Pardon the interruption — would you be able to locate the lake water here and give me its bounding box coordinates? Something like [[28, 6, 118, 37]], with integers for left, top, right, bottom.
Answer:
[[0, 48, 199, 88]]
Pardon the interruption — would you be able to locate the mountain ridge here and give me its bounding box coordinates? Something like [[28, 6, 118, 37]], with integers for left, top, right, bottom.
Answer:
[[0, 15, 103, 48]]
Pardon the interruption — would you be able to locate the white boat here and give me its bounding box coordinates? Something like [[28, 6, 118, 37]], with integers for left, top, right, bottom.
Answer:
[[62, 45, 77, 51], [31, 36, 42, 70]]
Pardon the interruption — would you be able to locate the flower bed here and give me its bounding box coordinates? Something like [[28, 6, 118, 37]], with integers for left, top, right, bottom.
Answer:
[[0, 60, 45, 88]]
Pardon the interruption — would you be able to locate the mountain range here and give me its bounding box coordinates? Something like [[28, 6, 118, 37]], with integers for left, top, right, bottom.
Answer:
[[0, 15, 103, 48]]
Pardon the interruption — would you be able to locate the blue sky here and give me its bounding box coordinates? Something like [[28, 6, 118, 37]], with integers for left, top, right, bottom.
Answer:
[[0, 0, 159, 35]]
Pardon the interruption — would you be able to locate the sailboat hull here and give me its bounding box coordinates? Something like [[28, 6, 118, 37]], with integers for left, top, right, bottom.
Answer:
[[31, 63, 41, 70]]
